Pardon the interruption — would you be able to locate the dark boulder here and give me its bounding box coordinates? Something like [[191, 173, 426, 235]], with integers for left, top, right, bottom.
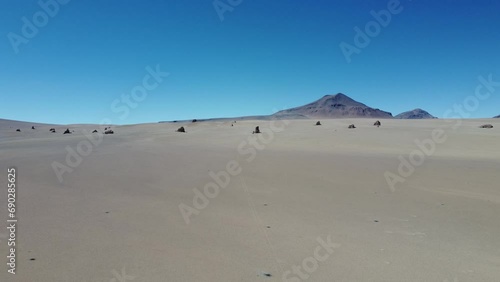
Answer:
[[479, 124, 493, 128], [92, 130, 98, 133], [177, 126, 186, 133], [253, 126, 261, 134], [63, 128, 71, 134], [315, 121, 321, 126], [348, 124, 356, 129], [16, 129, 21, 132], [104, 129, 114, 134], [374, 120, 381, 127]]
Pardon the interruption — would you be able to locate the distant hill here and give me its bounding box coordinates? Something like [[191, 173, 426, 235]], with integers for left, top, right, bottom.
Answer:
[[494, 115, 500, 118], [394, 109, 436, 119], [0, 118, 57, 128], [273, 93, 393, 118]]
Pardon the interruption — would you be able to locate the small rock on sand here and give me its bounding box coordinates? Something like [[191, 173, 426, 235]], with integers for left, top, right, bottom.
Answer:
[[479, 124, 493, 128]]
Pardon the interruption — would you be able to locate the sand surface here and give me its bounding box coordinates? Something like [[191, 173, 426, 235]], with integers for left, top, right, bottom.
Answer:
[[1, 118, 499, 281]]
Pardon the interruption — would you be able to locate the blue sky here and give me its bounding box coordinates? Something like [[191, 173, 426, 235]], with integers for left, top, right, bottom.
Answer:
[[1, 0, 499, 124]]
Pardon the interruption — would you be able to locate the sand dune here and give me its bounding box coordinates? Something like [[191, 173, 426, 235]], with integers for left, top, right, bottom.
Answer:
[[0, 118, 499, 281]]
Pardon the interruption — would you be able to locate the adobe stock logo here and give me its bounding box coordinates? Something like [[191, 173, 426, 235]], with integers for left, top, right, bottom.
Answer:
[[179, 119, 290, 224], [384, 74, 499, 192], [282, 235, 340, 282], [51, 65, 169, 183], [339, 0, 403, 63], [213, 0, 243, 22], [7, 0, 71, 54]]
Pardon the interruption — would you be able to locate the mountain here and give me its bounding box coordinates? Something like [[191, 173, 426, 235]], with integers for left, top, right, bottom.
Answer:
[[394, 109, 436, 119], [494, 115, 500, 118], [0, 118, 56, 128], [272, 93, 393, 118]]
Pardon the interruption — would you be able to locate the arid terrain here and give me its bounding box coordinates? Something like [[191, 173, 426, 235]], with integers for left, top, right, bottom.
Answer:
[[1, 118, 499, 281]]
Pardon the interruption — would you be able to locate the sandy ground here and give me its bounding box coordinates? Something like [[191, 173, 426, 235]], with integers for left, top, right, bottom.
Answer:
[[0, 118, 499, 282]]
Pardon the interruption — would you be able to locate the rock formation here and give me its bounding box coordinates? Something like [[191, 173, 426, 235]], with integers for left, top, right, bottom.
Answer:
[[479, 124, 493, 128]]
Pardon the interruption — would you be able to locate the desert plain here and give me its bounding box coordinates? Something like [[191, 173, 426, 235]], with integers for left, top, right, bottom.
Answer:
[[0, 118, 499, 282]]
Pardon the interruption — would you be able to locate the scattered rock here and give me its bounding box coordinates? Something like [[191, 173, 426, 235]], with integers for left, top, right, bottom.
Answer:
[[177, 126, 186, 133], [92, 130, 98, 133], [374, 220, 379, 223], [192, 119, 197, 123], [30, 258, 35, 261], [374, 120, 381, 127], [348, 124, 356, 129], [395, 108, 436, 119], [63, 128, 71, 134], [315, 121, 321, 126], [253, 126, 261, 134], [16, 129, 21, 132], [104, 129, 114, 134], [479, 124, 493, 128], [32, 126, 35, 130]]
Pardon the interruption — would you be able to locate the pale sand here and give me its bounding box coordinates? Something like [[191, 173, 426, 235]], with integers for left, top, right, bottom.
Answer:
[[0, 118, 499, 281]]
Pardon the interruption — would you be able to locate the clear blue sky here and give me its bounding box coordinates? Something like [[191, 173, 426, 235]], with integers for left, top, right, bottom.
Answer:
[[1, 0, 499, 124]]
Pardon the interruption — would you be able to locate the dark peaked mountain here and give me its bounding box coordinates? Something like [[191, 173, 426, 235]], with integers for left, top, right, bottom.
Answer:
[[394, 109, 436, 119], [273, 93, 393, 118], [494, 114, 500, 118]]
